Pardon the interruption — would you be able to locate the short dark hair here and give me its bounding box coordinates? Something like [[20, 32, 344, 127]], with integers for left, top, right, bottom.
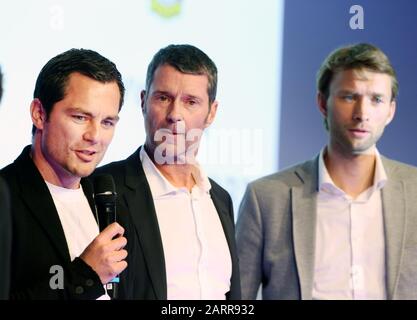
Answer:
[[32, 48, 125, 135], [317, 43, 398, 101], [145, 44, 217, 104], [0, 65, 3, 103]]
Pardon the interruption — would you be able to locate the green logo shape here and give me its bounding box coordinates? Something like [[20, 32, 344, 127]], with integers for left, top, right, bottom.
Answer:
[[151, 0, 182, 18]]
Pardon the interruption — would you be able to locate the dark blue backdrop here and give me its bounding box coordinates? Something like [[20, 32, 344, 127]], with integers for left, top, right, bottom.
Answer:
[[279, 0, 417, 169]]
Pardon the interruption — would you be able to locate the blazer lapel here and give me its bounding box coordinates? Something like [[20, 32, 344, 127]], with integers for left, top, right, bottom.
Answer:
[[290, 155, 407, 300], [123, 150, 167, 299], [292, 157, 319, 300], [209, 185, 240, 299], [15, 147, 71, 263], [381, 159, 406, 300], [209, 186, 235, 255], [81, 178, 98, 222]]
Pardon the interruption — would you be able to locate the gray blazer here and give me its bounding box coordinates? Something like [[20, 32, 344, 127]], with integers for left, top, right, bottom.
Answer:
[[236, 154, 417, 300]]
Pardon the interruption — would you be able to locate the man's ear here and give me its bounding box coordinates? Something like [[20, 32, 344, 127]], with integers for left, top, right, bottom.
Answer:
[[205, 101, 218, 128], [140, 90, 147, 114], [30, 99, 46, 131], [317, 92, 328, 117], [385, 99, 396, 126]]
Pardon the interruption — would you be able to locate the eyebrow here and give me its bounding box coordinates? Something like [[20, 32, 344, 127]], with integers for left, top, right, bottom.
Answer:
[[105, 115, 120, 122], [183, 94, 203, 102], [152, 90, 172, 97], [152, 91, 203, 100], [337, 90, 387, 97]]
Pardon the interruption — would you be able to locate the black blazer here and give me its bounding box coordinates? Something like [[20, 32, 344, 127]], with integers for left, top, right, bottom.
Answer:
[[95, 147, 241, 299], [0, 146, 105, 299], [0, 176, 11, 299]]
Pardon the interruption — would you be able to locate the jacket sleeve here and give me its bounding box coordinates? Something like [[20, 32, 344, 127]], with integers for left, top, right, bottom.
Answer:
[[10, 257, 105, 300], [236, 183, 263, 299], [0, 177, 11, 299]]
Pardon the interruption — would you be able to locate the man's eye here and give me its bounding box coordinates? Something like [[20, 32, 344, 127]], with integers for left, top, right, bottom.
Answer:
[[72, 115, 87, 121], [373, 96, 384, 104], [158, 95, 169, 102], [102, 120, 115, 128], [342, 95, 354, 102]]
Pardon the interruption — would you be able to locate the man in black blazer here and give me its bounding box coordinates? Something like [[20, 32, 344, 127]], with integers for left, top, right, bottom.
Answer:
[[0, 65, 12, 299], [1, 49, 129, 299], [0, 177, 10, 300], [97, 44, 240, 300]]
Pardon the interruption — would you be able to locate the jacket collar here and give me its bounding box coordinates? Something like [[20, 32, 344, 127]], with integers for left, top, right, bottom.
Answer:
[[14, 146, 96, 263], [292, 154, 408, 300]]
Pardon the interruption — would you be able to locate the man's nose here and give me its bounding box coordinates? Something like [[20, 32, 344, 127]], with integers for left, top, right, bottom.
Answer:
[[166, 99, 184, 123], [352, 96, 370, 122], [83, 121, 100, 143]]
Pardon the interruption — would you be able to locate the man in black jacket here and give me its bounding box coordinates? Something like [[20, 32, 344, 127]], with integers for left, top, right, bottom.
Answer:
[[0, 65, 12, 300], [96, 44, 241, 299], [1, 49, 128, 299]]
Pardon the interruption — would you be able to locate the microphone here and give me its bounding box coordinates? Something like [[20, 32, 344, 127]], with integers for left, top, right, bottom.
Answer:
[[93, 174, 119, 299]]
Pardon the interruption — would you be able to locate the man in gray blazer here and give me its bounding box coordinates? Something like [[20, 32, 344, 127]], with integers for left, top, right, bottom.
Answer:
[[237, 43, 417, 300]]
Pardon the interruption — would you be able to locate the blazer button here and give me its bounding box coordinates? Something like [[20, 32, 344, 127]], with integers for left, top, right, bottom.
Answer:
[[75, 286, 84, 295], [86, 279, 94, 287]]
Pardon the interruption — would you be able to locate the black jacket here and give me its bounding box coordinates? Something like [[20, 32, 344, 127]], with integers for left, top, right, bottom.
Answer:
[[0, 176, 11, 299], [95, 147, 241, 299], [1, 146, 106, 299]]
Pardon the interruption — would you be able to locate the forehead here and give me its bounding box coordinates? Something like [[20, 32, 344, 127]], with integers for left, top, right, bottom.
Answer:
[[330, 68, 392, 93], [62, 72, 119, 98], [150, 64, 209, 95], [53, 72, 120, 114], [65, 72, 101, 92]]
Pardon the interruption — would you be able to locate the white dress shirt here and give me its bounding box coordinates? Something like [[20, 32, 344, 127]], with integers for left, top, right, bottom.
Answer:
[[312, 148, 387, 300], [46, 182, 110, 300], [140, 147, 232, 300]]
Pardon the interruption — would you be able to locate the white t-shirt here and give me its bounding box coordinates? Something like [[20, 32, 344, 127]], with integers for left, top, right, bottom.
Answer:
[[46, 181, 110, 300]]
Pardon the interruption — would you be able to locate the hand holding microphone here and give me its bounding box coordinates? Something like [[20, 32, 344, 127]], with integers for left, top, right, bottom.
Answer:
[[80, 174, 127, 298]]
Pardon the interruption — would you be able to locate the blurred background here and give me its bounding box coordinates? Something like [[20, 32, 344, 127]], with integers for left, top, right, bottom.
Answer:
[[1, 0, 416, 213]]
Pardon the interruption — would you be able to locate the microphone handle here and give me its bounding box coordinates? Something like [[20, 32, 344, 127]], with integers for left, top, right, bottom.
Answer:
[[96, 201, 119, 299], [106, 278, 119, 299], [97, 203, 116, 231]]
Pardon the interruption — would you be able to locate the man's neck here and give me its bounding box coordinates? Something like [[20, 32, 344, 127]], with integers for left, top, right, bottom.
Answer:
[[144, 145, 196, 191], [155, 163, 196, 191], [324, 145, 376, 198]]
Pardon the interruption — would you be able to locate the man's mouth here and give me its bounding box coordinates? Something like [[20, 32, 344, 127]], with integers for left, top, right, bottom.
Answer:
[[348, 128, 369, 138], [75, 149, 98, 161]]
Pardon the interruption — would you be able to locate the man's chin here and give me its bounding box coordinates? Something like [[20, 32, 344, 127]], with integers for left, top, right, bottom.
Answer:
[[350, 142, 376, 156], [154, 151, 186, 165], [71, 164, 97, 178], [153, 143, 184, 164]]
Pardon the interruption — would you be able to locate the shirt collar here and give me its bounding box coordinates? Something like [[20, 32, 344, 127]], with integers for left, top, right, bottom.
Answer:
[[45, 180, 83, 195], [318, 146, 388, 196], [139, 146, 212, 198]]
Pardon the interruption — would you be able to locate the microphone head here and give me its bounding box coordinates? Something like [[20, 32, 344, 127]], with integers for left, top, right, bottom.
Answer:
[[93, 174, 119, 296], [94, 174, 116, 195], [93, 174, 117, 204]]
